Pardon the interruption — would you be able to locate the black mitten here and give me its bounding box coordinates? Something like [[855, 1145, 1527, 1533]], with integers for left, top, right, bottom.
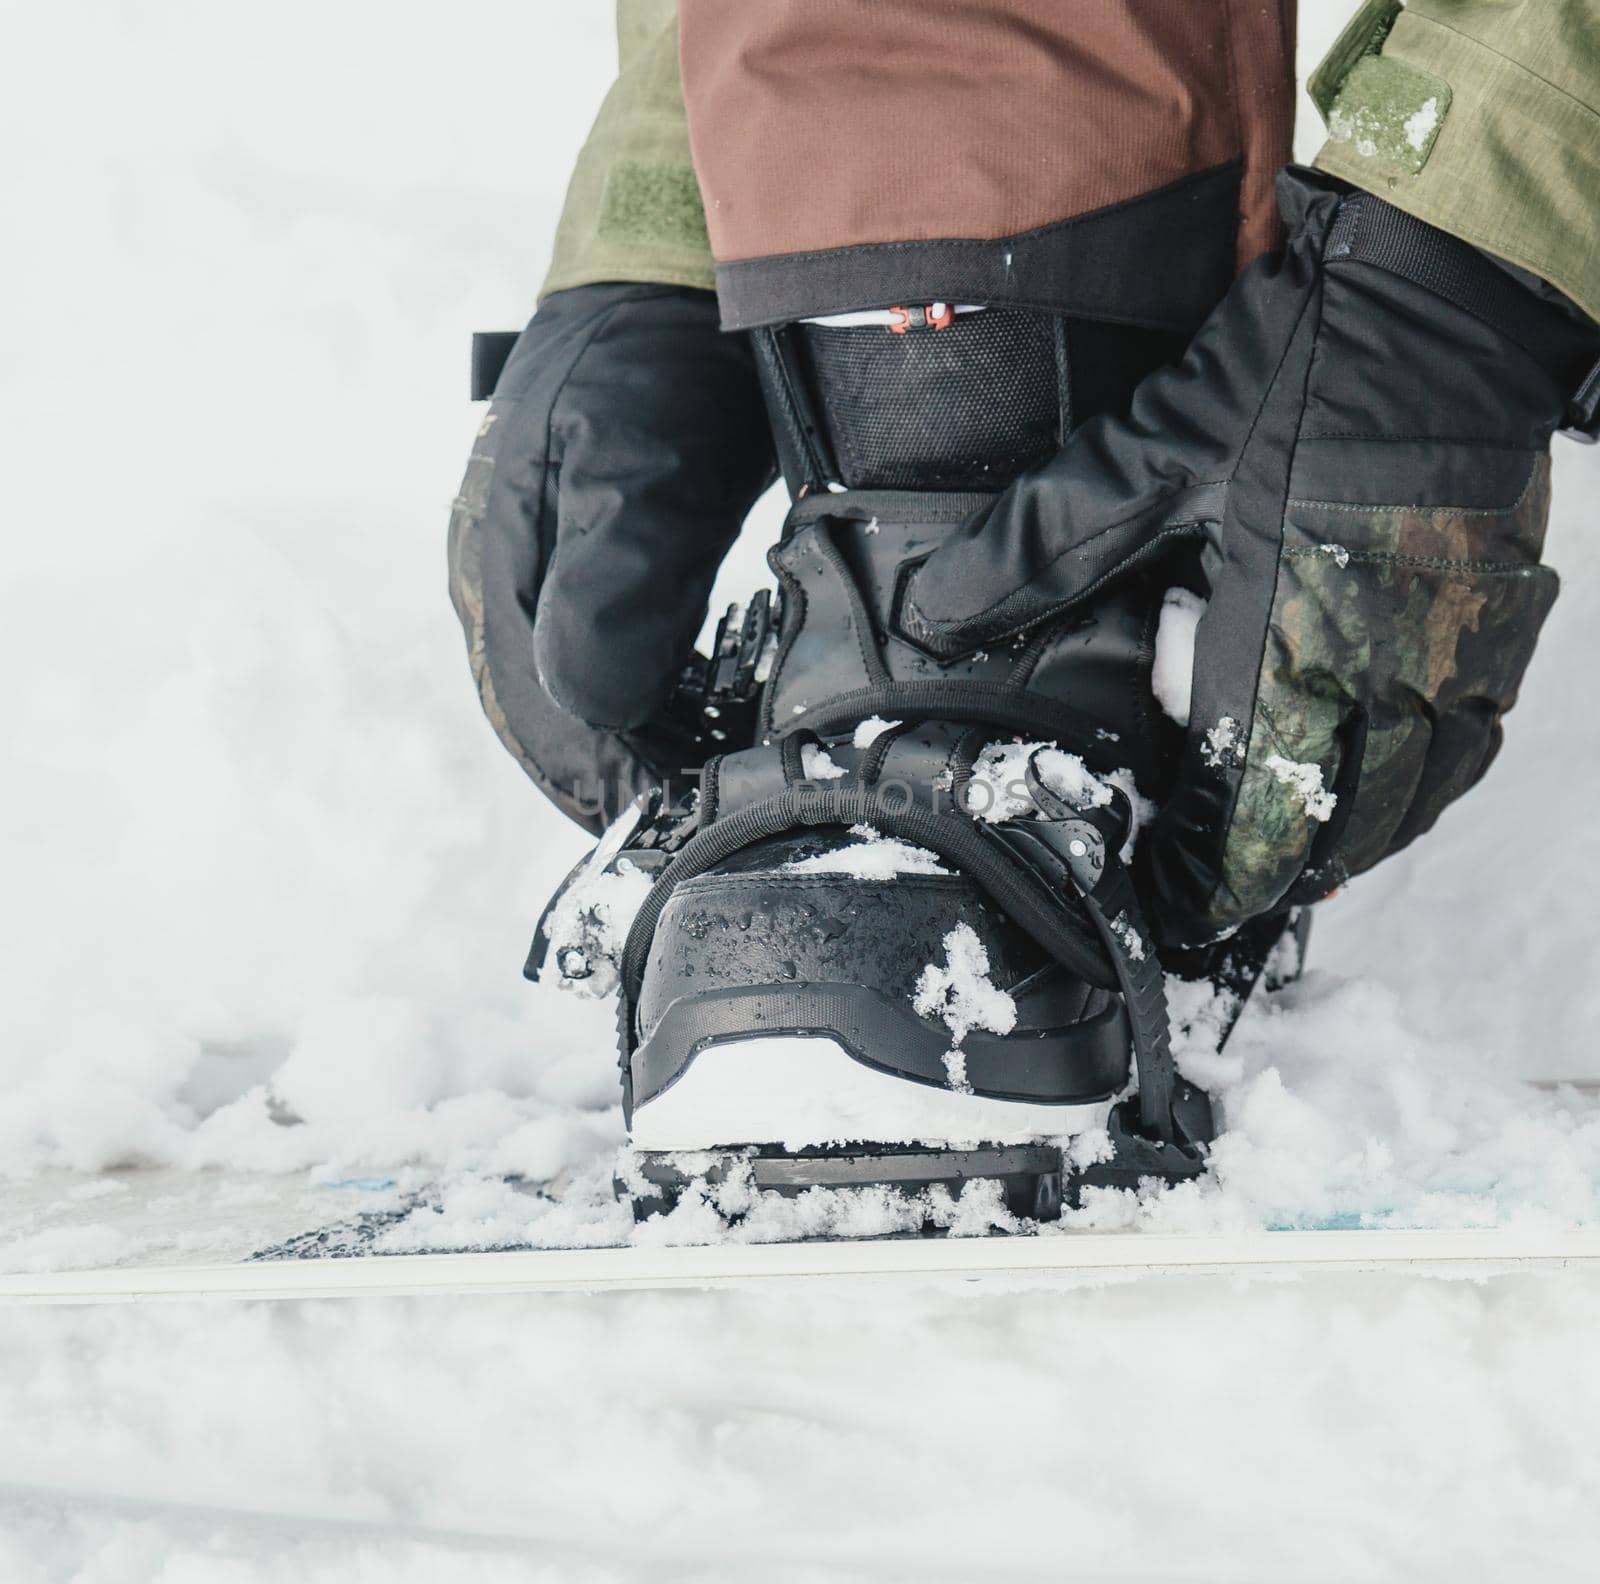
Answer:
[[907, 170, 1600, 945], [449, 284, 776, 831]]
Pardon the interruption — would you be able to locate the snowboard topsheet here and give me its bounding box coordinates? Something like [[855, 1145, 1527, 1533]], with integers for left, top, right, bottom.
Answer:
[[6, 1167, 1600, 1305]]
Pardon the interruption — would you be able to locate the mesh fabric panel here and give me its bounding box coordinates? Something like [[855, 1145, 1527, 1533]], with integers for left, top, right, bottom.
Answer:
[[798, 309, 1060, 490]]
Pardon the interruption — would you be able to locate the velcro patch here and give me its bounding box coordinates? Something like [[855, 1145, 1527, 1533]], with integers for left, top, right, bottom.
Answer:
[[597, 160, 710, 251], [1324, 57, 1452, 177], [1307, 0, 1401, 116]]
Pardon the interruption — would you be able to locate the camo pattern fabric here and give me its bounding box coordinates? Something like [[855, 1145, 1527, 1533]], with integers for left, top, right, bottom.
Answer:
[[1212, 452, 1556, 929]]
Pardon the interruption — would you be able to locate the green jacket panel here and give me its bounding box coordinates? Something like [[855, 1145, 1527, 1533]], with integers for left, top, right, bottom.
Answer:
[[1312, 0, 1600, 325], [539, 0, 714, 301]]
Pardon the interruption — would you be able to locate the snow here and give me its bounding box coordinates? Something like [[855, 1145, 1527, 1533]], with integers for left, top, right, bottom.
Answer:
[[1406, 96, 1442, 150], [1264, 912, 1305, 985], [8, 0, 1600, 1575], [850, 714, 899, 747], [536, 857, 653, 997], [1102, 972, 1600, 1237], [1107, 910, 1147, 963], [783, 824, 948, 879], [7, 1268, 1600, 1581], [1201, 714, 1244, 768], [911, 923, 1019, 1045], [964, 739, 1113, 822], [1151, 586, 1205, 726], [1265, 753, 1338, 822], [1329, 91, 1442, 163], [798, 741, 847, 781], [962, 739, 1153, 860]]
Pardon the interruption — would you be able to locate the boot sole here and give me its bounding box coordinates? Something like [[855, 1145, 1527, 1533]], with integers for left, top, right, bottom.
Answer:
[[629, 1032, 1110, 1153]]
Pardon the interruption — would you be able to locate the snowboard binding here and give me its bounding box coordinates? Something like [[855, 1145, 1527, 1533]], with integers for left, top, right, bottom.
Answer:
[[530, 486, 1292, 1224], [531, 308, 1300, 1225]]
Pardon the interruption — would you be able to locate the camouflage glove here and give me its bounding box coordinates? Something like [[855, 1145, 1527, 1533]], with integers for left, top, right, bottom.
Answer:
[[449, 283, 775, 832], [905, 167, 1600, 947]]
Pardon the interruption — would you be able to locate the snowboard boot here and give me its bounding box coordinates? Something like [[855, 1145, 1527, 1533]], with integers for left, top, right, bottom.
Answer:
[[533, 305, 1300, 1223]]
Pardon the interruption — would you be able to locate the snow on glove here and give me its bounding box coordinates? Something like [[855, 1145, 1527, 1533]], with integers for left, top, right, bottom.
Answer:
[[449, 283, 776, 832], [905, 168, 1600, 947]]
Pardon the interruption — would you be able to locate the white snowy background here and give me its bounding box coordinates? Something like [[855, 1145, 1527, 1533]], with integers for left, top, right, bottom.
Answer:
[[4, 3, 1600, 1578]]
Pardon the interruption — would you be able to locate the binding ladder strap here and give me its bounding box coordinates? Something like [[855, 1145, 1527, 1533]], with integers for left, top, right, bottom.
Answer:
[[1013, 753, 1178, 1144]]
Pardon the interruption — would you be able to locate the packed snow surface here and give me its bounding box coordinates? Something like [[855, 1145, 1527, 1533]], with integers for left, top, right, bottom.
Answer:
[[9, 2, 1600, 1576]]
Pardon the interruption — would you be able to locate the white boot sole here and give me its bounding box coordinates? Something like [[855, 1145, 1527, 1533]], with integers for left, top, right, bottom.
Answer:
[[629, 1035, 1112, 1153]]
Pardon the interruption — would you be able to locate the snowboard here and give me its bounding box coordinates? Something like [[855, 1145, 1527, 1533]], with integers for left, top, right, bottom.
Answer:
[[4, 1164, 1600, 1306]]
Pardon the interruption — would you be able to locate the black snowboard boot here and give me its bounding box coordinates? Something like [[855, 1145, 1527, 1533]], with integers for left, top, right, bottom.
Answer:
[[534, 305, 1295, 1221]]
